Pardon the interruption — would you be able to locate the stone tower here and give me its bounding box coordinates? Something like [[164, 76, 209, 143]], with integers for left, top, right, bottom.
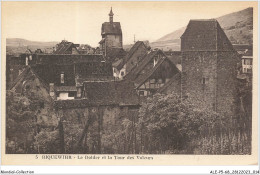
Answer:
[[180, 19, 240, 116], [99, 7, 123, 57]]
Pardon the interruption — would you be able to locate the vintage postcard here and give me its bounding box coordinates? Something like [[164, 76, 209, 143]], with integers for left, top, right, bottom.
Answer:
[[1, 1, 258, 166]]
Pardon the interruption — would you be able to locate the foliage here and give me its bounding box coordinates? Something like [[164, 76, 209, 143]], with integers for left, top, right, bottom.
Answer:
[[6, 89, 59, 154], [6, 91, 37, 153], [34, 130, 60, 154], [136, 92, 222, 153]]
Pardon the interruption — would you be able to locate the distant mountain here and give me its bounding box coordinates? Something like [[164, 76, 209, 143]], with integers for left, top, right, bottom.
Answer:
[[151, 7, 253, 51], [6, 38, 58, 47], [6, 38, 58, 55]]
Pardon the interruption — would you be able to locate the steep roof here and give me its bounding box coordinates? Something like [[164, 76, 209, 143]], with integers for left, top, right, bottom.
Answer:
[[112, 59, 124, 68], [157, 73, 181, 93], [113, 41, 147, 70], [54, 40, 79, 54], [134, 56, 179, 88], [125, 50, 160, 80], [9, 67, 30, 90], [134, 56, 167, 88], [164, 51, 182, 65], [54, 80, 139, 109], [181, 19, 234, 51], [101, 22, 122, 35], [9, 66, 49, 92]]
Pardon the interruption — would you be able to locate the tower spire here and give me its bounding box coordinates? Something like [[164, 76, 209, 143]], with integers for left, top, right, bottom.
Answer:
[[109, 7, 114, 23]]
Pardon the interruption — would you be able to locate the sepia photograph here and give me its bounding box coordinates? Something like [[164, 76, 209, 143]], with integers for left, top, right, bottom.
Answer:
[[1, 1, 258, 167]]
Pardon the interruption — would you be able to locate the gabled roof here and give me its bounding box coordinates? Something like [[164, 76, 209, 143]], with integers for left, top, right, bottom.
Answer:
[[54, 40, 79, 54], [9, 66, 49, 92], [164, 51, 182, 65], [113, 41, 147, 70], [125, 50, 160, 80], [101, 22, 122, 35], [134, 55, 179, 89], [126, 41, 146, 62], [9, 67, 30, 90]]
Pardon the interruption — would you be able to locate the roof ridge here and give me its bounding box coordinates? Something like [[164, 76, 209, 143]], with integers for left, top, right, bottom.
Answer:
[[9, 67, 30, 90]]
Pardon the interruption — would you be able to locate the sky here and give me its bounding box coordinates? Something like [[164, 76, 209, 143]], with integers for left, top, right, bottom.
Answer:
[[2, 1, 256, 47]]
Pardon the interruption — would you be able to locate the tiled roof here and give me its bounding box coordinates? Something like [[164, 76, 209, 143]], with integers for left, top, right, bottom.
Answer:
[[125, 50, 159, 81], [157, 73, 181, 93], [112, 59, 124, 68], [53, 41, 79, 54], [54, 80, 139, 109], [9, 67, 30, 90], [134, 56, 179, 88], [181, 19, 234, 51], [9, 66, 49, 91], [134, 56, 167, 88], [101, 22, 122, 35], [114, 41, 147, 71], [164, 51, 182, 65]]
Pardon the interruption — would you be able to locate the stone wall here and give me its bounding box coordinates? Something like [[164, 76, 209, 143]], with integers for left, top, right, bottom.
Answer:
[[216, 51, 240, 116], [106, 34, 122, 48], [182, 51, 239, 116], [57, 105, 139, 154], [182, 51, 218, 111]]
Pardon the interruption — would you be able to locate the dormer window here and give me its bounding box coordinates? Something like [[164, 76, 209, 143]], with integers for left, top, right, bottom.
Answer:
[[61, 73, 64, 84]]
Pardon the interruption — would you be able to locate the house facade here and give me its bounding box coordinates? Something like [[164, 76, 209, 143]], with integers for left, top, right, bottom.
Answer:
[[125, 50, 180, 96]]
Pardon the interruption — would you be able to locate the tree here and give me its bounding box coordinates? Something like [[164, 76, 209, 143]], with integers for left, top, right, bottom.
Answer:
[[136, 92, 220, 154], [6, 91, 37, 153]]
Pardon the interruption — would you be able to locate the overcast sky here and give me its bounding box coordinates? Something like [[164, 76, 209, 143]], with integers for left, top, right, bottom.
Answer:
[[2, 1, 255, 47]]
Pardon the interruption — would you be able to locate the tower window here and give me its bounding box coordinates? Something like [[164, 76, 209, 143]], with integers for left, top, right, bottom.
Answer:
[[61, 73, 64, 84], [202, 77, 209, 85]]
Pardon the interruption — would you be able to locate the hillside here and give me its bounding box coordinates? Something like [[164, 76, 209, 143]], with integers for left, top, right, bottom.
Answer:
[[6, 38, 58, 55], [152, 7, 253, 51]]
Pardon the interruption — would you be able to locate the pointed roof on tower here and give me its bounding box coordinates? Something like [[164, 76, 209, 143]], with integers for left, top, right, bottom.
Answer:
[[109, 7, 114, 16]]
